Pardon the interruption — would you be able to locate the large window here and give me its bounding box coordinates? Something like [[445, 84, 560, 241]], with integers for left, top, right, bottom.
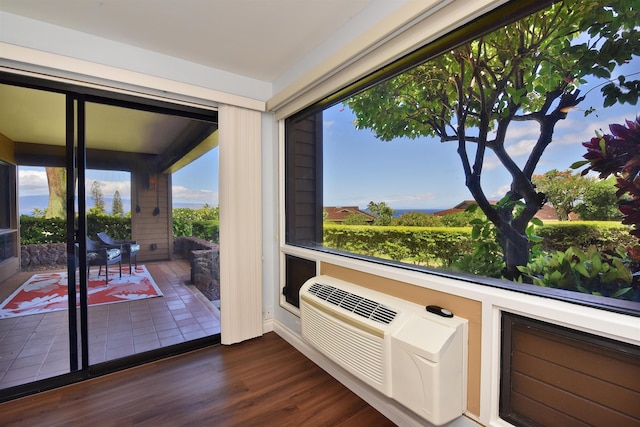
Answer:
[[285, 0, 640, 313]]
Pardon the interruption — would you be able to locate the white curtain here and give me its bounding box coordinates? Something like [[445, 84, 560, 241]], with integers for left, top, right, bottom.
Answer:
[[218, 104, 263, 344]]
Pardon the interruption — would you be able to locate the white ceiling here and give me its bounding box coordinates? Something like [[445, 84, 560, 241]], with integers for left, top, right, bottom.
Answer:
[[0, 0, 374, 83]]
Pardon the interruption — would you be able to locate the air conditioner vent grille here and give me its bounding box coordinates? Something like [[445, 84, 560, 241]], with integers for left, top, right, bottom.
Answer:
[[307, 283, 397, 325]]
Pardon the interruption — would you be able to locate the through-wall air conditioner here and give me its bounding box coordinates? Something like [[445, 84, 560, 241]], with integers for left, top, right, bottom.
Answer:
[[300, 275, 467, 426]]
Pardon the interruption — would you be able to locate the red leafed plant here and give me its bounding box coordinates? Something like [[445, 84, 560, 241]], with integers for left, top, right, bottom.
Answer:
[[576, 117, 640, 241]]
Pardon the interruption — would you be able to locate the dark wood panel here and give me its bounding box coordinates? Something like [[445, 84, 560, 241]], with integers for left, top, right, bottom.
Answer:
[[510, 392, 589, 427], [285, 111, 322, 245], [512, 371, 638, 426], [513, 325, 640, 392], [0, 333, 393, 427], [501, 313, 640, 427], [512, 351, 640, 418]]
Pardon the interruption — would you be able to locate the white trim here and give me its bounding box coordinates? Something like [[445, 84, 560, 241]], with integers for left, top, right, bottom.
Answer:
[[262, 318, 274, 334], [267, 0, 509, 119], [282, 245, 640, 345], [0, 43, 265, 112]]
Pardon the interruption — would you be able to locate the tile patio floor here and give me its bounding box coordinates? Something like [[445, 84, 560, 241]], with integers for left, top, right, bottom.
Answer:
[[0, 260, 220, 390]]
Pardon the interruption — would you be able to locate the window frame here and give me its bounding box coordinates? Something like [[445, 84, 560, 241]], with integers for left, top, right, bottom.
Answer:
[[281, 0, 640, 318]]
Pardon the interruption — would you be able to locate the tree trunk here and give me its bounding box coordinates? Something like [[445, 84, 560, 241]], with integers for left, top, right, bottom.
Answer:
[[45, 167, 66, 219], [503, 231, 530, 279]]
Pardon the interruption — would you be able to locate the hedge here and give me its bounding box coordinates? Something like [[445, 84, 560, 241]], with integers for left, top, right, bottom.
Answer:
[[535, 221, 635, 253], [192, 220, 219, 243], [323, 223, 473, 266], [323, 221, 636, 266], [20, 214, 132, 244]]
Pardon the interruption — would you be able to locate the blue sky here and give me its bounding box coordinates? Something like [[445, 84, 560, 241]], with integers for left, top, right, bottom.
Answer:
[[323, 60, 640, 210]]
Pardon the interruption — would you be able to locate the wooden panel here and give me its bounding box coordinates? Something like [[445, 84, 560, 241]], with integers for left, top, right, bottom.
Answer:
[[0, 132, 16, 163], [285, 112, 322, 245], [131, 171, 171, 262], [501, 313, 640, 427], [319, 262, 482, 417], [509, 392, 589, 427]]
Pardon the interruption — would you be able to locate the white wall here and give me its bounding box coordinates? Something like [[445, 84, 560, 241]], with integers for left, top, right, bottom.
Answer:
[[0, 11, 272, 102]]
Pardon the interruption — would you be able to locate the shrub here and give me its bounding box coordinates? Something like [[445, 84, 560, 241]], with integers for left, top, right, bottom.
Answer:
[[20, 214, 132, 244], [20, 216, 66, 244], [323, 223, 472, 266], [536, 222, 634, 253], [192, 220, 219, 243], [518, 246, 636, 300], [173, 205, 219, 237], [391, 212, 442, 227], [439, 209, 486, 227], [87, 214, 131, 240]]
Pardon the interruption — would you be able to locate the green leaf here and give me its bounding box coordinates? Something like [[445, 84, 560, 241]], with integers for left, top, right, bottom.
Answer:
[[611, 287, 632, 298], [575, 264, 589, 277], [570, 160, 590, 169], [549, 270, 563, 283], [530, 217, 544, 227]]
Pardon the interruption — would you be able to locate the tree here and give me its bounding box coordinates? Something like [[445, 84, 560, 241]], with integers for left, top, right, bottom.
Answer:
[[367, 201, 394, 225], [89, 180, 105, 215], [346, 1, 640, 278], [391, 211, 441, 227], [532, 169, 589, 220], [112, 190, 124, 216], [574, 177, 621, 220], [343, 213, 370, 225], [45, 167, 66, 218]]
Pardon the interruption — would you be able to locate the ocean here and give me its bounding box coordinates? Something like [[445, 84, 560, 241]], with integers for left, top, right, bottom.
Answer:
[[392, 209, 441, 217]]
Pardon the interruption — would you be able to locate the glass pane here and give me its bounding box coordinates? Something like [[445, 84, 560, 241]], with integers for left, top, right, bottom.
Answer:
[[287, 0, 640, 309], [84, 101, 220, 365], [0, 84, 71, 389]]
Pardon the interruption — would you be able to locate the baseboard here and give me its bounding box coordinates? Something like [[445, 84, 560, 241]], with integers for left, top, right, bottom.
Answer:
[[273, 320, 480, 427], [262, 318, 274, 333]]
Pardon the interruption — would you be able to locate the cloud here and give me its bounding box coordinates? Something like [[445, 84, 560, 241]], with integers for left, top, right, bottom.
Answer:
[[504, 121, 539, 140], [18, 169, 48, 196], [339, 192, 437, 208], [482, 155, 502, 171], [381, 193, 437, 204], [506, 139, 538, 158], [554, 113, 633, 145], [172, 185, 218, 204], [491, 184, 512, 199], [90, 179, 130, 197]]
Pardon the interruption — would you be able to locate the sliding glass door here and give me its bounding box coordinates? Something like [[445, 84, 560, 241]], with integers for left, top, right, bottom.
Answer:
[[0, 75, 220, 401]]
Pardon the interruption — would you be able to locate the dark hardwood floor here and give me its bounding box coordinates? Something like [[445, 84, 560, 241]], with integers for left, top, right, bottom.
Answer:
[[0, 332, 395, 426]]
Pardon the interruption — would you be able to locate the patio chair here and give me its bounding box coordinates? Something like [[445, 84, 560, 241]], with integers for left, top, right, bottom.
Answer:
[[97, 232, 140, 274], [86, 237, 122, 284]]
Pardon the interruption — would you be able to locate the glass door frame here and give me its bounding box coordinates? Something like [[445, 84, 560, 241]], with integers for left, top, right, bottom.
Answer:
[[0, 72, 220, 403]]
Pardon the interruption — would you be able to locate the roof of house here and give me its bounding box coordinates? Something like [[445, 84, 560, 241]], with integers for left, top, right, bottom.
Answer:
[[324, 206, 377, 223], [433, 200, 572, 221]]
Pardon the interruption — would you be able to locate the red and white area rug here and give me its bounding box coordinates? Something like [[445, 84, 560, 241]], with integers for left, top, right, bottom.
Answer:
[[0, 265, 163, 319]]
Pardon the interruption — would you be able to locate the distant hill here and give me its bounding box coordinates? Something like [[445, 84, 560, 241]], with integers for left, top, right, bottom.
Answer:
[[19, 195, 208, 216], [19, 195, 132, 216]]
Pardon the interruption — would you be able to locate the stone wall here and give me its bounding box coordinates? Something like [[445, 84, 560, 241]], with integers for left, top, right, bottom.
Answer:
[[21, 243, 68, 271], [174, 237, 220, 302]]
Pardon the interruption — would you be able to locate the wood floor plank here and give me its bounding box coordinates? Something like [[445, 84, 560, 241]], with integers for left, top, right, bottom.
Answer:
[[0, 332, 395, 426]]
